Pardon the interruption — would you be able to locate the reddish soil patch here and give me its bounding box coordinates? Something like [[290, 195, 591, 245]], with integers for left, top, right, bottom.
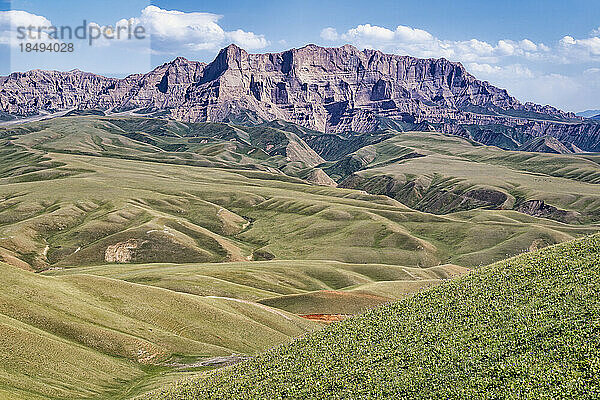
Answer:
[[299, 314, 349, 323]]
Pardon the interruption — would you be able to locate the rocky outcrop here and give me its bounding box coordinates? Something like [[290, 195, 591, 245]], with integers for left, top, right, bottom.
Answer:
[[2, 44, 598, 151], [104, 239, 143, 263], [516, 200, 581, 224], [517, 136, 574, 154]]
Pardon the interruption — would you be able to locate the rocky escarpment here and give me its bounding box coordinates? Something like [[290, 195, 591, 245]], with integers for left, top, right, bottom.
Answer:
[[340, 173, 585, 223], [515, 200, 581, 224], [1, 44, 599, 151], [339, 173, 511, 215], [0, 57, 207, 116]]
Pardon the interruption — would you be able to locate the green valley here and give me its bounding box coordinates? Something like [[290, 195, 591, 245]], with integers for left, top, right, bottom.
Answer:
[[0, 115, 598, 398]]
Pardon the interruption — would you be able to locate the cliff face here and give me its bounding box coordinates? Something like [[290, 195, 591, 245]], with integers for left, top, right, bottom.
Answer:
[[1, 43, 599, 151], [0, 57, 207, 116], [0, 69, 119, 114]]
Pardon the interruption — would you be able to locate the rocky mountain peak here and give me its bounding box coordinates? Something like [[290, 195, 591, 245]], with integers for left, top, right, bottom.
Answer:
[[155, 56, 204, 72], [223, 43, 245, 54], [199, 43, 248, 84], [0, 44, 597, 151], [169, 56, 191, 65]]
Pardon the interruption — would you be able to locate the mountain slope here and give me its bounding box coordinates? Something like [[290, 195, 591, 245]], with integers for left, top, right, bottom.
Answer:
[[576, 109, 600, 118], [517, 136, 574, 154], [332, 132, 600, 223], [2, 44, 599, 152], [149, 233, 600, 399], [0, 116, 598, 272], [46, 260, 467, 315], [0, 262, 316, 400]]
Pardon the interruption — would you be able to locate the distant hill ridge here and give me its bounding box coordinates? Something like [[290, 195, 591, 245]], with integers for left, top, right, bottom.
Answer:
[[576, 109, 600, 118], [1, 44, 600, 152]]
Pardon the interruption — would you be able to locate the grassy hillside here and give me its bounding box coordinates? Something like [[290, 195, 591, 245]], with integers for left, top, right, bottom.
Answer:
[[0, 262, 316, 399], [46, 260, 467, 315], [0, 116, 599, 398], [0, 141, 596, 272], [0, 116, 325, 176], [149, 233, 600, 399], [334, 132, 600, 222]]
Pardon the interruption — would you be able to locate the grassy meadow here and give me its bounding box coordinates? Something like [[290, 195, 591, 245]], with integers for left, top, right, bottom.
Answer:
[[46, 260, 467, 315], [1, 135, 597, 272], [0, 262, 317, 399]]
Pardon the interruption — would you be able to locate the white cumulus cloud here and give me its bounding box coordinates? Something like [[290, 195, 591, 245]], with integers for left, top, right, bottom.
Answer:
[[225, 29, 269, 51], [0, 6, 270, 53], [393, 25, 434, 43], [0, 10, 54, 45], [320, 27, 338, 41], [139, 5, 269, 53], [343, 24, 396, 43], [318, 22, 600, 65], [319, 23, 552, 64], [559, 35, 600, 58]]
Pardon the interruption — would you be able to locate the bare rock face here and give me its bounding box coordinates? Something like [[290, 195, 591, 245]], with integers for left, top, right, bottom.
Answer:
[[1, 43, 599, 151], [0, 57, 207, 116], [0, 69, 119, 115], [305, 168, 338, 187], [105, 239, 142, 263], [516, 200, 581, 224]]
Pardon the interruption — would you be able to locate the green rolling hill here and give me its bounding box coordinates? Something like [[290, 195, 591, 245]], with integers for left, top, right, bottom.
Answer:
[[148, 233, 600, 399], [332, 132, 600, 222], [0, 115, 598, 398], [0, 262, 316, 400], [1, 116, 598, 273], [46, 260, 467, 315]]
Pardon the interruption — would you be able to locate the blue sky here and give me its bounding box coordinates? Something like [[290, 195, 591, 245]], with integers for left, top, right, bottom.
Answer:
[[1, 0, 599, 111]]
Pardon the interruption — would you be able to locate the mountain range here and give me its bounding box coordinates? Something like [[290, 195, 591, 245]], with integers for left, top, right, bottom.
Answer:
[[1, 43, 600, 400], [1, 44, 600, 153], [576, 109, 600, 119]]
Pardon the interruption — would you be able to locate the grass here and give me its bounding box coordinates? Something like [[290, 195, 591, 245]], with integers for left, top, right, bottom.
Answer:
[[334, 132, 600, 222], [0, 262, 316, 399], [46, 261, 467, 314], [1, 145, 595, 272], [0, 116, 324, 174], [0, 116, 599, 398], [0, 117, 598, 272], [148, 233, 600, 399]]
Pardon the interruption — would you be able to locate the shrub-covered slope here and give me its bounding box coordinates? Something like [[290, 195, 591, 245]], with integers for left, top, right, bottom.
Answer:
[[150, 233, 600, 399]]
